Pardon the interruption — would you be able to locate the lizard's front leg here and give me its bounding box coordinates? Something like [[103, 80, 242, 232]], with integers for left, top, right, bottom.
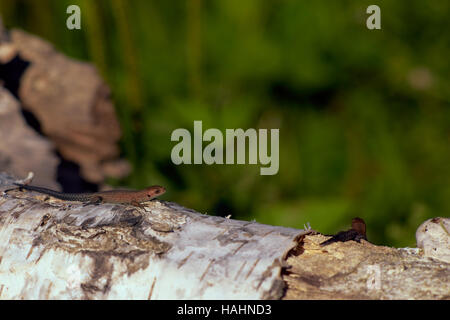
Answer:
[[131, 200, 145, 208], [354, 233, 367, 243], [83, 196, 103, 206]]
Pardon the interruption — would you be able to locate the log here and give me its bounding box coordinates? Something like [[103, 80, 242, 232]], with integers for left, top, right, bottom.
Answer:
[[0, 173, 311, 299], [0, 173, 448, 300]]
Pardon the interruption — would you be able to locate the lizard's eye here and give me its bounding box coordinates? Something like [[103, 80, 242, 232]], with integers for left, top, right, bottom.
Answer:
[[149, 190, 159, 197]]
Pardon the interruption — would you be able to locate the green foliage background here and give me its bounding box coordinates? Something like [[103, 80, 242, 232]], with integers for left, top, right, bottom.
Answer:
[[1, 0, 449, 247]]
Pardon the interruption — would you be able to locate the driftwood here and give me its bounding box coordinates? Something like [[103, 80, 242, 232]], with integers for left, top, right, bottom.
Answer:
[[0, 173, 448, 300], [0, 22, 129, 185], [0, 88, 59, 188]]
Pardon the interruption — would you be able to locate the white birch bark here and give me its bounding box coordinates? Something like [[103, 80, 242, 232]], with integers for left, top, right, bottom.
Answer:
[[0, 173, 311, 299]]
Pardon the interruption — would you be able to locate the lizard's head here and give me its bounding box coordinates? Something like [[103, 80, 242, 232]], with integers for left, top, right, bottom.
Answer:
[[351, 217, 366, 235], [145, 185, 166, 199]]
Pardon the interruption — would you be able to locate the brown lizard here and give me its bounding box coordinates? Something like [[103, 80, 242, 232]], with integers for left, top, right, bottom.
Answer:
[[12, 183, 166, 207], [320, 217, 367, 246]]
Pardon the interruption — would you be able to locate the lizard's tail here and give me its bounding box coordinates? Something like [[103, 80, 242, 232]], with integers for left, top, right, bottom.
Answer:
[[13, 183, 91, 201], [14, 183, 64, 198]]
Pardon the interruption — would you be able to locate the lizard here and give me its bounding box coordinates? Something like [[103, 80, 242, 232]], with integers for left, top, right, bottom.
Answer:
[[320, 217, 367, 246], [11, 183, 166, 207]]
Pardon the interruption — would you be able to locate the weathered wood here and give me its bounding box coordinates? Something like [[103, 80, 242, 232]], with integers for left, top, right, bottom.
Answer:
[[0, 20, 129, 184], [282, 233, 449, 299], [0, 88, 59, 188]]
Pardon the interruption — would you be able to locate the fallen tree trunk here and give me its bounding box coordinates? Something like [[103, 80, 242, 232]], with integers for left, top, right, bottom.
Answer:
[[0, 173, 448, 299]]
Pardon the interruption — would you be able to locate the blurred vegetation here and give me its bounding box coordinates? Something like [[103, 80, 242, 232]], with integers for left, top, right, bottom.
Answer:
[[0, 0, 448, 247]]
